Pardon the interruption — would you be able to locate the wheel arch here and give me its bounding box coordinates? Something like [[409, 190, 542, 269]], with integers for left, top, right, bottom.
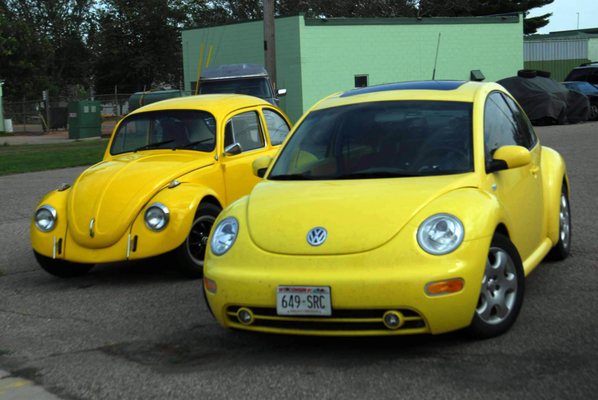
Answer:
[[129, 183, 224, 259], [541, 146, 568, 244], [494, 223, 510, 239], [197, 195, 223, 214]]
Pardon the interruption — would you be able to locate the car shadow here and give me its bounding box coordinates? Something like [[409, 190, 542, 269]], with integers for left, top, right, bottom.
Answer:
[[28, 256, 192, 288]]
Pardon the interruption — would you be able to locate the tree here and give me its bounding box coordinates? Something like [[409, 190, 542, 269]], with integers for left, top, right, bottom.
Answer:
[[0, 0, 95, 100], [277, 0, 417, 18], [416, 0, 554, 34], [92, 0, 187, 93]]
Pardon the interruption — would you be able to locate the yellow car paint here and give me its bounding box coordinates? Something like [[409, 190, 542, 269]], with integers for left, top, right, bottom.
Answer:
[[31, 94, 291, 272], [204, 81, 570, 337]]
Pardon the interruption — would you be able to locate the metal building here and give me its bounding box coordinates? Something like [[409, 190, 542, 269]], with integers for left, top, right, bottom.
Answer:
[[183, 14, 524, 122], [524, 28, 598, 81]]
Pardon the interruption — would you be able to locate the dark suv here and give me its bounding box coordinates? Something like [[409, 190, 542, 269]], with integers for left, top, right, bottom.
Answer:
[[197, 64, 287, 106], [565, 62, 598, 86]]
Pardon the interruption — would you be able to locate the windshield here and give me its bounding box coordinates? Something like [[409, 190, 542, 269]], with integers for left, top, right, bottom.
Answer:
[[564, 81, 598, 95], [269, 101, 473, 180], [110, 110, 216, 155], [198, 78, 272, 99]]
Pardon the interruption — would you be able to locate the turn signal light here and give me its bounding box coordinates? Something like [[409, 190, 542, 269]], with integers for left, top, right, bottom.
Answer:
[[425, 278, 464, 296], [204, 277, 217, 294]]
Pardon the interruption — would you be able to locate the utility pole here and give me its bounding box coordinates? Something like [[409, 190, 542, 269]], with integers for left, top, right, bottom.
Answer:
[[263, 0, 277, 88]]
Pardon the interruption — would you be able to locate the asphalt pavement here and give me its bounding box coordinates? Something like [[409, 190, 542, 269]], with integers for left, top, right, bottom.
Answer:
[[0, 122, 597, 400]]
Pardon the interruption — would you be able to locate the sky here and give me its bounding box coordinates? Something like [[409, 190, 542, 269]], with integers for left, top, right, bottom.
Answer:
[[528, 0, 598, 33]]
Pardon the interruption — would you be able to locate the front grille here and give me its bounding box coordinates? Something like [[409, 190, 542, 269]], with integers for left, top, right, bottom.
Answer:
[[225, 306, 428, 335]]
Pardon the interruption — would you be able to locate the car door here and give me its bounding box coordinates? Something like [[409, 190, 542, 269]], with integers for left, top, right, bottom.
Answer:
[[220, 108, 289, 204], [484, 91, 544, 262]]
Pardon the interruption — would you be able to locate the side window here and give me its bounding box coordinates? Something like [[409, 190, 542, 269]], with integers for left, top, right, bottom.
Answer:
[[502, 94, 537, 149], [263, 109, 290, 145], [484, 92, 521, 160], [224, 111, 265, 153]]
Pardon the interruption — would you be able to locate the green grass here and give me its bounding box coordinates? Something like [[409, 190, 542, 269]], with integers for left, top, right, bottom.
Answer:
[[0, 139, 109, 176]]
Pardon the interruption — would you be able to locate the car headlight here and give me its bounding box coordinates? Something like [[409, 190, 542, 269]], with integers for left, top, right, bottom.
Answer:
[[210, 217, 239, 256], [417, 214, 464, 255], [144, 203, 169, 231], [34, 205, 57, 232]]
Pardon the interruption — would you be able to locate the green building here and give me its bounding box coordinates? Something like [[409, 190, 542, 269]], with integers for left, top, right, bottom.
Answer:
[[524, 28, 598, 81], [183, 14, 524, 122]]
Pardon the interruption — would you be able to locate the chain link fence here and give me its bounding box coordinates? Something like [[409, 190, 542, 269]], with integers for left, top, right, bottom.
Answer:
[[3, 93, 132, 135]]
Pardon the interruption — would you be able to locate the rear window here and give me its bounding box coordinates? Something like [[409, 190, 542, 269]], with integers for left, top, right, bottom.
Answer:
[[566, 67, 598, 84]]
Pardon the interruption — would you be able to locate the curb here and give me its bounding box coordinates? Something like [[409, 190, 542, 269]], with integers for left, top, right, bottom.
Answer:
[[0, 370, 61, 400]]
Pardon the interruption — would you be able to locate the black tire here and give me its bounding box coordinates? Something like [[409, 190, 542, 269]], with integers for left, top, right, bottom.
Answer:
[[517, 69, 537, 78], [173, 203, 221, 279], [547, 184, 572, 261], [34, 251, 94, 278], [468, 233, 525, 339]]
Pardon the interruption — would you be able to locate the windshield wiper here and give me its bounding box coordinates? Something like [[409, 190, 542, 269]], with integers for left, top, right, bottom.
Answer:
[[180, 138, 213, 149], [133, 139, 174, 152]]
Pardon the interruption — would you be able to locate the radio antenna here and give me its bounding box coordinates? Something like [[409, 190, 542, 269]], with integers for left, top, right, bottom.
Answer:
[[432, 33, 441, 80]]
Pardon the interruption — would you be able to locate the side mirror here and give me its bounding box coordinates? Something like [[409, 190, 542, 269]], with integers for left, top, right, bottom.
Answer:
[[252, 156, 273, 178], [487, 145, 531, 173], [224, 142, 242, 156], [277, 88, 287, 97]]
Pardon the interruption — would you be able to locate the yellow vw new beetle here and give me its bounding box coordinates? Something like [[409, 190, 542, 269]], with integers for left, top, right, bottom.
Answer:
[[31, 94, 291, 278], [204, 81, 571, 339]]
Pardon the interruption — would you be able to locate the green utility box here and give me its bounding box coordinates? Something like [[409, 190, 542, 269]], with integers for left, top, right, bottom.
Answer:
[[68, 101, 102, 139]]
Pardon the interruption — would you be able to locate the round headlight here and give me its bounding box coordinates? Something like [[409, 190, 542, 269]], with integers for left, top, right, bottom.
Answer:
[[34, 205, 57, 232], [417, 214, 464, 255], [210, 217, 239, 256], [144, 203, 169, 231]]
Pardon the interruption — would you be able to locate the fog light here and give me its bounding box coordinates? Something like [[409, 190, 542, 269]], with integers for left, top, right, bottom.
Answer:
[[203, 277, 217, 294], [383, 311, 404, 330], [237, 308, 254, 325], [425, 278, 465, 296]]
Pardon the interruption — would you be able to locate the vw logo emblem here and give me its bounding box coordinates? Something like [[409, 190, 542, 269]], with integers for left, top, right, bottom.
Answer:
[[307, 227, 327, 246]]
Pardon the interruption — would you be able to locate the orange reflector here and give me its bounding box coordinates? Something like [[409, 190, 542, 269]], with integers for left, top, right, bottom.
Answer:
[[425, 278, 464, 296], [204, 277, 217, 293]]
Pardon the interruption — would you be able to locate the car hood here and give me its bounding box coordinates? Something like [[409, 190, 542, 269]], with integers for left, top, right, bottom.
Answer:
[[247, 174, 478, 255], [67, 151, 214, 248]]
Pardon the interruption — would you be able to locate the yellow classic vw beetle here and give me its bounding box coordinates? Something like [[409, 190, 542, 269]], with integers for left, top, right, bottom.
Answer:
[[203, 81, 571, 339], [31, 94, 291, 278]]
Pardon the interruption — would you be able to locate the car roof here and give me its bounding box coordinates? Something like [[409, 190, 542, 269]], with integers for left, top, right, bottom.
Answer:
[[572, 62, 598, 69], [311, 80, 497, 111], [128, 94, 272, 118]]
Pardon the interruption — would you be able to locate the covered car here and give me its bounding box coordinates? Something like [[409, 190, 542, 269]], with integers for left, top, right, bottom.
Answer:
[[498, 71, 589, 125]]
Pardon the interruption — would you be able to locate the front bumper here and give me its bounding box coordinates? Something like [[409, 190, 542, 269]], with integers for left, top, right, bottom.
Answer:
[[204, 236, 491, 336]]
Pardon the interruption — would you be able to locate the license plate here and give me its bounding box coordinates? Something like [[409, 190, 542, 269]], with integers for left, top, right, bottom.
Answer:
[[276, 286, 332, 316]]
